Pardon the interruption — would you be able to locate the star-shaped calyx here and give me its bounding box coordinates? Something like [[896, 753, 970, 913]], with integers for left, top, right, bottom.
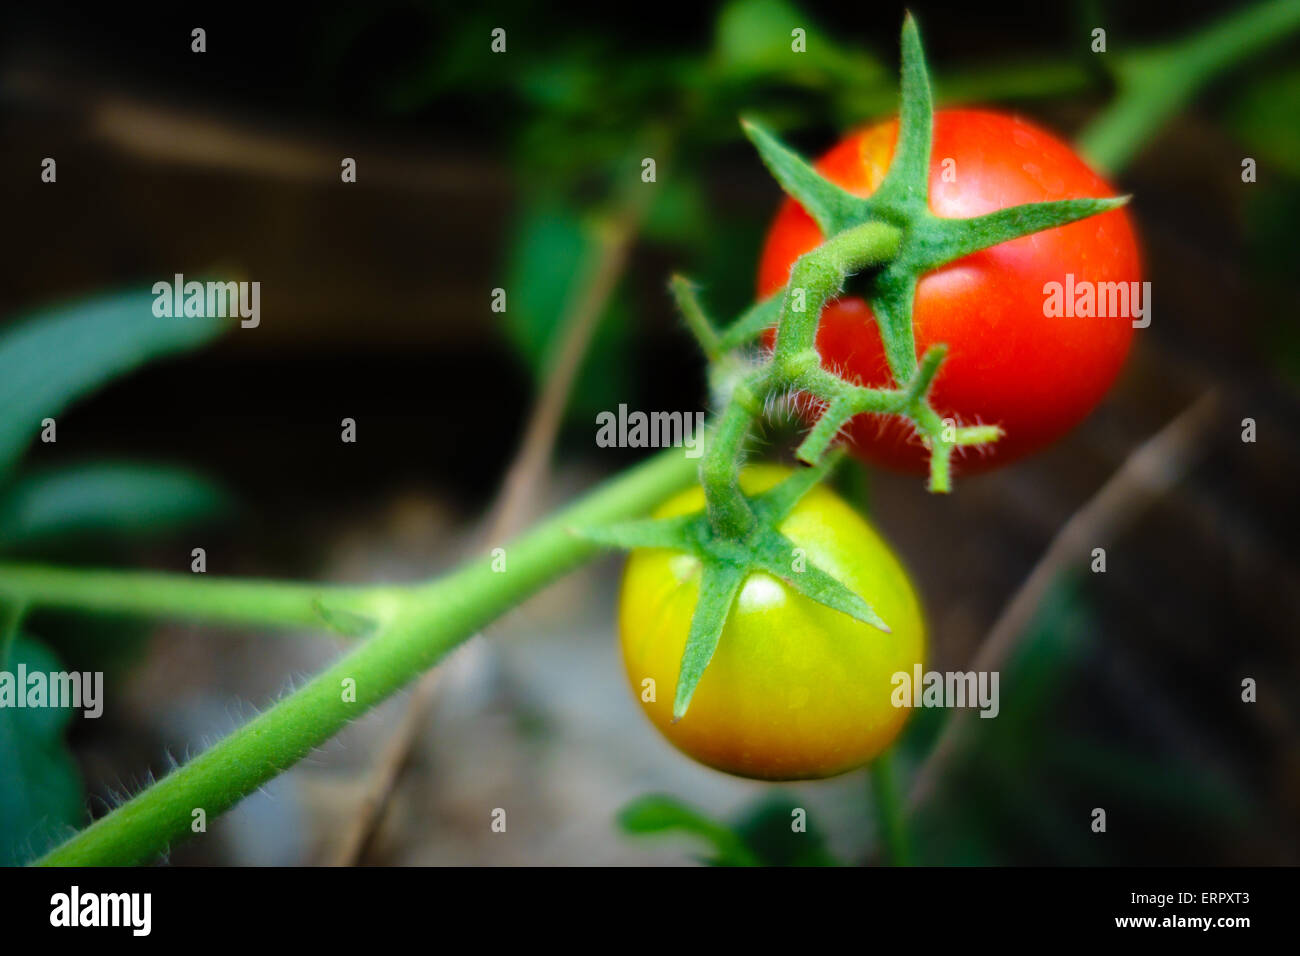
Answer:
[[574, 452, 886, 720], [731, 13, 1128, 491]]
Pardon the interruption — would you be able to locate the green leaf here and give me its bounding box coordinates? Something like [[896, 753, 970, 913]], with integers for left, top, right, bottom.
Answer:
[[673, 562, 746, 720], [618, 792, 842, 866], [732, 793, 843, 866], [0, 289, 227, 480], [501, 200, 589, 363], [714, 0, 816, 80], [1230, 67, 1300, 178], [617, 794, 760, 866], [712, 0, 886, 94], [0, 635, 87, 865], [0, 462, 232, 552], [18, 612, 151, 684], [740, 118, 868, 236], [642, 175, 710, 246], [500, 198, 631, 419]]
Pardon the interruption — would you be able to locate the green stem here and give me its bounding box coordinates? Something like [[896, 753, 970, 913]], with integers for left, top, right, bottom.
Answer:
[[1079, 0, 1300, 174], [0, 567, 393, 636], [869, 749, 911, 866], [35, 447, 697, 866], [697, 221, 902, 536], [670, 275, 722, 362], [701, 396, 760, 539], [772, 222, 901, 367]]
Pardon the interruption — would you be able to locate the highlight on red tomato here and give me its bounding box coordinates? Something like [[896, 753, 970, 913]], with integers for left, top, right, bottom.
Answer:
[[758, 109, 1143, 474], [618, 465, 925, 781]]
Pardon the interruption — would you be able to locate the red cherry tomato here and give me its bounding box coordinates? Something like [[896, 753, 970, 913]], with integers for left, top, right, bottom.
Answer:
[[758, 109, 1142, 474]]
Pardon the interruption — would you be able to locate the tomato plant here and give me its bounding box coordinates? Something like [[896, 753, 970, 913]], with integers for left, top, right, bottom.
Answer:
[[619, 465, 924, 780], [23, 2, 1253, 864], [758, 110, 1142, 473]]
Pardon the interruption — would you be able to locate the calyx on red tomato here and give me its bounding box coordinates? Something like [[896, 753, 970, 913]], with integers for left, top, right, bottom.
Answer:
[[758, 109, 1142, 474]]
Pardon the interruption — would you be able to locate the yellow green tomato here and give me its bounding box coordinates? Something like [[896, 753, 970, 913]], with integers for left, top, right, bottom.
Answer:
[[618, 465, 925, 780]]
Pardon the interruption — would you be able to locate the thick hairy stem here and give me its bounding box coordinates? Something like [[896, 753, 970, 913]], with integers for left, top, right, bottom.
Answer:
[[771, 222, 902, 366], [699, 222, 903, 535], [701, 395, 761, 539], [35, 447, 698, 866]]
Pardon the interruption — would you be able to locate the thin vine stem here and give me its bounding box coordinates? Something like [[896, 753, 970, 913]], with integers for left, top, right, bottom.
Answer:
[[1079, 0, 1300, 173], [0, 566, 395, 637]]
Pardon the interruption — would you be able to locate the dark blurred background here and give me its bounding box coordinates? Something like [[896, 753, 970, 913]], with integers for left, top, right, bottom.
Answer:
[[1, 0, 1297, 865]]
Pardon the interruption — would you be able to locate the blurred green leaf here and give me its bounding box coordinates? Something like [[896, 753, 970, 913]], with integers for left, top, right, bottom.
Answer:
[[0, 289, 227, 480], [25, 611, 152, 684], [997, 580, 1090, 734], [502, 202, 587, 363], [715, 0, 814, 78], [1044, 737, 1252, 822], [1230, 67, 1300, 178], [1231, 67, 1300, 384], [713, 0, 882, 89], [732, 793, 843, 866], [642, 174, 711, 247], [618, 794, 761, 866], [907, 580, 1092, 864], [910, 579, 1259, 864], [0, 462, 232, 552], [0, 635, 86, 865], [501, 200, 631, 418], [618, 792, 842, 866]]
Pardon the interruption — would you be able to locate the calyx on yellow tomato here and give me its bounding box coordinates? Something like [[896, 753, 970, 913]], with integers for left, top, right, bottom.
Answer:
[[618, 465, 925, 780]]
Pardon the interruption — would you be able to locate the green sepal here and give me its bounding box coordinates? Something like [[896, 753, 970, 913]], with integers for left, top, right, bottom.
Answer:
[[578, 452, 891, 719], [747, 525, 891, 633], [740, 118, 870, 237], [910, 196, 1130, 271], [872, 13, 935, 209], [672, 562, 746, 720]]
